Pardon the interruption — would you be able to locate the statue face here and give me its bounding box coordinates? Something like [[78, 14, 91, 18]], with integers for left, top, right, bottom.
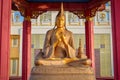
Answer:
[[56, 16, 65, 28]]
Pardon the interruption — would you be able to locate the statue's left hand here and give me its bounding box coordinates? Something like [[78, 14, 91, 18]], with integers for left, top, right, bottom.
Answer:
[[61, 35, 68, 47]]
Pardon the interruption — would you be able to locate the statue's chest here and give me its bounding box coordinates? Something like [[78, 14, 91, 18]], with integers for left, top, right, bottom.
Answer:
[[51, 31, 70, 43]]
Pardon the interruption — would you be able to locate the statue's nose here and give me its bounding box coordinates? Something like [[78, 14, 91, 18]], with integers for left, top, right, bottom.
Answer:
[[59, 20, 64, 24]]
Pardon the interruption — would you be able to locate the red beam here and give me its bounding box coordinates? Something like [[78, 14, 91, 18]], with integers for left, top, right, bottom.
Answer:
[[12, 0, 109, 11], [111, 0, 120, 80], [88, 0, 110, 9], [9, 76, 21, 80], [22, 11, 31, 80], [96, 77, 114, 80], [29, 3, 86, 11], [85, 19, 95, 69], [0, 0, 11, 80]]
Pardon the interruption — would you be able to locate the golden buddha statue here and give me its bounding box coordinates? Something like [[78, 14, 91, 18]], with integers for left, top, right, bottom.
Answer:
[[30, 3, 95, 80], [42, 3, 76, 59], [35, 3, 91, 66]]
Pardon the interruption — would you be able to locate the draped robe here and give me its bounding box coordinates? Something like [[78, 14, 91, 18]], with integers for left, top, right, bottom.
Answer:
[[43, 28, 76, 58]]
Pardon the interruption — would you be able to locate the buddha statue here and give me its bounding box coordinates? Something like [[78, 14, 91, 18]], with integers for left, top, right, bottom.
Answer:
[[30, 3, 95, 80], [35, 3, 91, 66], [43, 3, 76, 59]]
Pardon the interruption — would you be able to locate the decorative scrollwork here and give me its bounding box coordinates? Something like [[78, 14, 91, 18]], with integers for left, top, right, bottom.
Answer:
[[70, 5, 103, 20], [31, 11, 47, 19], [70, 11, 85, 19], [90, 7, 98, 17], [24, 16, 31, 21]]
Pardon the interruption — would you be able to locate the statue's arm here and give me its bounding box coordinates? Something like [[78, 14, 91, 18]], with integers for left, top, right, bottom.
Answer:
[[61, 32, 76, 58], [43, 30, 51, 57], [61, 32, 75, 49], [69, 32, 75, 49]]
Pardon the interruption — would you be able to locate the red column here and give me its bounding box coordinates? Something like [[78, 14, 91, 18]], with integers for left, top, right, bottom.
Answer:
[[85, 18, 95, 69], [0, 0, 11, 80], [22, 16, 31, 80], [111, 0, 120, 80]]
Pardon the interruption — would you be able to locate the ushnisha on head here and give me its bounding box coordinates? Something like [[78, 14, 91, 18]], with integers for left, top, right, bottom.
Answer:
[[55, 2, 66, 28]]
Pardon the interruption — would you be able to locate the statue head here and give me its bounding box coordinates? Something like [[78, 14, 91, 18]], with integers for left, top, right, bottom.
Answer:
[[55, 3, 66, 28]]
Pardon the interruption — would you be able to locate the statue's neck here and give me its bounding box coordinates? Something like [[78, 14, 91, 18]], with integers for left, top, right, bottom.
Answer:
[[56, 27, 65, 30]]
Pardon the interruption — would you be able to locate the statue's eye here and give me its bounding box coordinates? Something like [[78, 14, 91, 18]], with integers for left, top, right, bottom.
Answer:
[[60, 18, 64, 21]]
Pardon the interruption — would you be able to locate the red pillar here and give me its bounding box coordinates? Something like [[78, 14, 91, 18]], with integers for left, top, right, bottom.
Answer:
[[22, 15, 31, 80], [85, 18, 95, 69], [0, 0, 11, 80], [111, 0, 120, 80]]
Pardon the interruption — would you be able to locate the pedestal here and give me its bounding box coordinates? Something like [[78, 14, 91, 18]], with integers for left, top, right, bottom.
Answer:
[[30, 64, 95, 80]]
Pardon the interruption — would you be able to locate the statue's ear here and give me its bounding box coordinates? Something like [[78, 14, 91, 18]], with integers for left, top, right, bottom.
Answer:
[[64, 19, 66, 27], [64, 24, 66, 27], [55, 17, 57, 26], [55, 22, 57, 27]]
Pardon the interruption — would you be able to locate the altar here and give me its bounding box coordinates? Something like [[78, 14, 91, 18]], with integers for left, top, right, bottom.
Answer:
[[30, 65, 95, 80], [30, 59, 95, 80]]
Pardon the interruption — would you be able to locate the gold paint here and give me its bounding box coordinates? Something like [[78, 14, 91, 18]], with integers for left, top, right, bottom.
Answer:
[[91, 7, 98, 17], [52, 2, 67, 50], [32, 11, 39, 19], [76, 39, 87, 59], [24, 16, 31, 21], [63, 58, 79, 64], [71, 11, 85, 19], [34, 3, 91, 67], [85, 16, 93, 21], [61, 2, 64, 16], [47, 58, 61, 60]]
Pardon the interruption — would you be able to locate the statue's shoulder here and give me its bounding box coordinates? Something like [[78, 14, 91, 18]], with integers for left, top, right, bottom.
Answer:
[[66, 29, 73, 35], [46, 29, 54, 34]]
